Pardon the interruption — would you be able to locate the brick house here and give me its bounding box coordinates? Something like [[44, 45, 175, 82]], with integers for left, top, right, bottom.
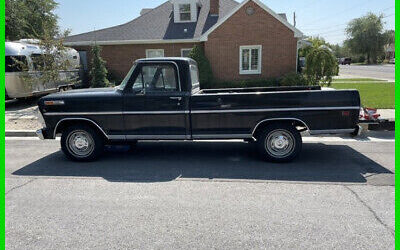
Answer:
[[64, 0, 303, 82]]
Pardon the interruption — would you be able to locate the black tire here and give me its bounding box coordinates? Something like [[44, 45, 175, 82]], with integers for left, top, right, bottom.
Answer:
[[61, 124, 104, 161], [256, 123, 302, 163]]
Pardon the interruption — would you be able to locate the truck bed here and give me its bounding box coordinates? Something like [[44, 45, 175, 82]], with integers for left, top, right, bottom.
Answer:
[[190, 88, 360, 137]]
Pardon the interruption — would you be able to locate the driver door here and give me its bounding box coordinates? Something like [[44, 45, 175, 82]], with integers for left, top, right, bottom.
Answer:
[[123, 62, 189, 139]]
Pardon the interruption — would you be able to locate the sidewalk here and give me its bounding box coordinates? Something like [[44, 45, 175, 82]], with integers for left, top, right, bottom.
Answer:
[[377, 109, 395, 121]]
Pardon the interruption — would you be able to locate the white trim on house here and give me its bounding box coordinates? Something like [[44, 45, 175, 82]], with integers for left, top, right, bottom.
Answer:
[[239, 45, 262, 75], [200, 0, 303, 41], [146, 49, 165, 58], [64, 39, 201, 46], [181, 48, 193, 57]]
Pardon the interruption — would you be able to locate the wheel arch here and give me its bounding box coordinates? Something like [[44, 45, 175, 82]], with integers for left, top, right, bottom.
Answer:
[[252, 118, 310, 138], [54, 118, 109, 140]]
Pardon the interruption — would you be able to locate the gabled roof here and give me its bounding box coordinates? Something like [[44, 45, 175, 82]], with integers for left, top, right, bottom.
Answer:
[[200, 0, 303, 40], [64, 0, 239, 46], [64, 0, 302, 46]]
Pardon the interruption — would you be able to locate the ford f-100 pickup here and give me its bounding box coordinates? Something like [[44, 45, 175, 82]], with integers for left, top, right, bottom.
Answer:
[[37, 57, 361, 162]]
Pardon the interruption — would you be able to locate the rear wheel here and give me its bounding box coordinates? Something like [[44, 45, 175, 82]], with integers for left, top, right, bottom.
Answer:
[[61, 125, 104, 161], [256, 123, 302, 162]]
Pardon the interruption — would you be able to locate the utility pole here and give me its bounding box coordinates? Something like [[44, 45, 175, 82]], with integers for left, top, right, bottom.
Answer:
[[293, 12, 296, 27]]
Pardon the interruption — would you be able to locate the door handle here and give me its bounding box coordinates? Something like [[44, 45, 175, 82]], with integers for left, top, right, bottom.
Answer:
[[170, 97, 182, 101]]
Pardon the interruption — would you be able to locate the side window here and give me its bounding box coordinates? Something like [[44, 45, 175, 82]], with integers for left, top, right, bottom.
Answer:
[[132, 70, 144, 92], [137, 64, 178, 92], [190, 64, 200, 93]]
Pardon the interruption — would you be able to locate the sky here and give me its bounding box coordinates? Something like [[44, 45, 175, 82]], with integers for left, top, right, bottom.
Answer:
[[55, 0, 395, 45]]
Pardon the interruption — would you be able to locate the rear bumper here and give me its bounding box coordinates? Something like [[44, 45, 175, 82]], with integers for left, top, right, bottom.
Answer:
[[36, 128, 53, 140]]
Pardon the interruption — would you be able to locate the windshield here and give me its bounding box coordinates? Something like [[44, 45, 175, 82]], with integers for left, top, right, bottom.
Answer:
[[117, 62, 137, 90]]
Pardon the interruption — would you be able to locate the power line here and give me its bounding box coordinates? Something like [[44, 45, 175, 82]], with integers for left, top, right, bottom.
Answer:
[[300, 4, 395, 35], [301, 0, 381, 27], [302, 23, 347, 31], [383, 13, 395, 18], [314, 28, 346, 35]]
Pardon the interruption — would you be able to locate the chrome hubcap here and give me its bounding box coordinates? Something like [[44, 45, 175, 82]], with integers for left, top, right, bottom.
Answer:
[[265, 129, 295, 158], [67, 130, 94, 157]]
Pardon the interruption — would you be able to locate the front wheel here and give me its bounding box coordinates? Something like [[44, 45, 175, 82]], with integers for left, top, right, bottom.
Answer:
[[256, 123, 302, 162], [61, 125, 104, 161]]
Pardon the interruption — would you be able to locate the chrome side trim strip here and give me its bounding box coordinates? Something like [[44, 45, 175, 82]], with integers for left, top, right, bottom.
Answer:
[[251, 118, 310, 135], [44, 107, 359, 116], [53, 118, 110, 139], [108, 135, 126, 140], [45, 112, 123, 116], [43, 110, 190, 116], [192, 134, 252, 139], [309, 129, 356, 135], [191, 106, 360, 114], [126, 135, 187, 140], [45, 111, 190, 116], [124, 111, 189, 115]]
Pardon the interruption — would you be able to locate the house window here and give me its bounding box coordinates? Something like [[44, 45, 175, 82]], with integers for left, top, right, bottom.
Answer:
[[239, 45, 262, 74], [181, 48, 192, 57], [146, 49, 165, 58], [179, 4, 191, 21]]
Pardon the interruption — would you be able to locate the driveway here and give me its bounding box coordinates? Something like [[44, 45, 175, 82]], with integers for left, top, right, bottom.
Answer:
[[338, 64, 395, 81], [5, 136, 395, 249]]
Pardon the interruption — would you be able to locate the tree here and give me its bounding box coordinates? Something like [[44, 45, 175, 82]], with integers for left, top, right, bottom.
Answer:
[[188, 45, 213, 87], [90, 45, 110, 88], [383, 30, 395, 45], [305, 47, 338, 86], [14, 31, 79, 89], [299, 36, 331, 58], [345, 13, 385, 64], [6, 0, 59, 41]]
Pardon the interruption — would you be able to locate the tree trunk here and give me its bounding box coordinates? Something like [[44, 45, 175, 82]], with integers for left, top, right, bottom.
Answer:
[[367, 53, 370, 64]]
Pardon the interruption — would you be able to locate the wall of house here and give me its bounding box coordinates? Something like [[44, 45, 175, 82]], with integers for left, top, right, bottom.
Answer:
[[204, 0, 297, 82], [72, 42, 200, 81]]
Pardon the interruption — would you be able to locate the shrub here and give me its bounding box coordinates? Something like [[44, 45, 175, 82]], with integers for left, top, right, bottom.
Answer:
[[358, 55, 366, 63], [90, 44, 110, 88], [107, 70, 122, 86], [280, 72, 309, 86], [305, 47, 338, 86], [189, 45, 213, 86]]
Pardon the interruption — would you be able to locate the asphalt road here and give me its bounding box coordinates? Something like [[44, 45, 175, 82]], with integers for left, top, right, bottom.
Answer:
[[338, 64, 395, 81], [6, 137, 395, 249]]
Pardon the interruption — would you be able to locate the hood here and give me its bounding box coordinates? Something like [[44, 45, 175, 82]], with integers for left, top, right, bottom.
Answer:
[[43, 87, 118, 99]]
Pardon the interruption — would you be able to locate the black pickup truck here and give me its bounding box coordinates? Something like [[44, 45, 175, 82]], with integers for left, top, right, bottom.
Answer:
[[37, 57, 361, 162]]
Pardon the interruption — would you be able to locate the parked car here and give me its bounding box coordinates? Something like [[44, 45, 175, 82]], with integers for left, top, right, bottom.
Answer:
[[37, 57, 361, 162], [339, 57, 352, 65], [5, 40, 80, 100]]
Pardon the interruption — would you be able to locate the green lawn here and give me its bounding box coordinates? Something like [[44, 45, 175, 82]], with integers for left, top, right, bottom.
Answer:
[[331, 79, 395, 109]]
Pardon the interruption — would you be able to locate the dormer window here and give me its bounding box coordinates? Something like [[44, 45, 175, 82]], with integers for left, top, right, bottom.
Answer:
[[171, 0, 198, 23], [179, 4, 191, 21]]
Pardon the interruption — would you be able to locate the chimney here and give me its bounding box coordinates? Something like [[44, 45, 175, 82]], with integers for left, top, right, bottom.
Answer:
[[210, 0, 219, 16]]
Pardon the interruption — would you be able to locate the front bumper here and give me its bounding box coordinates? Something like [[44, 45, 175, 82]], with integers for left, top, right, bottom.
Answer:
[[36, 128, 52, 140]]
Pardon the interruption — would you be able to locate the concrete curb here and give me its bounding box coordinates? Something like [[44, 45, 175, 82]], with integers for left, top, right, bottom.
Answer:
[[5, 130, 37, 137], [368, 120, 395, 131]]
